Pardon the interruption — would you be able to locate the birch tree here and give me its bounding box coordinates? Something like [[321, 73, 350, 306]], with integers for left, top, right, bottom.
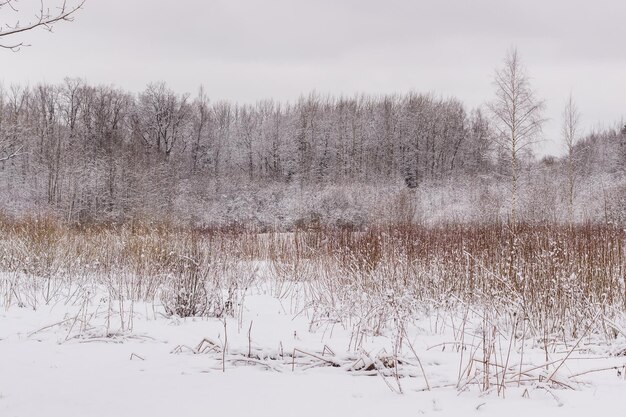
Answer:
[[562, 93, 580, 227], [488, 48, 545, 228]]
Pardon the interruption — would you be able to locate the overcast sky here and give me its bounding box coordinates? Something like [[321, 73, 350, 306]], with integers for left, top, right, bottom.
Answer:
[[2, 0, 625, 156]]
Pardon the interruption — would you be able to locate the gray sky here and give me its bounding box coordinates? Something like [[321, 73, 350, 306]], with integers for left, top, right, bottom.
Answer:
[[2, 0, 625, 156]]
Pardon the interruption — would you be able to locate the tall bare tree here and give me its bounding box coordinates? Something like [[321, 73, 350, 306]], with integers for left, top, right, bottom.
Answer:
[[190, 86, 210, 173], [134, 83, 191, 159], [0, 84, 30, 162], [562, 93, 580, 228], [488, 48, 545, 228], [0, 0, 85, 51]]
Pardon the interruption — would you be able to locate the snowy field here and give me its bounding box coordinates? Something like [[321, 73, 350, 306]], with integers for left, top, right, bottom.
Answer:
[[2, 1, 626, 416], [2, 279, 626, 417]]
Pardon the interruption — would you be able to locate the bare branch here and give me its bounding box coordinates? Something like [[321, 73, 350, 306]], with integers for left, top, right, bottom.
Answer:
[[0, 144, 24, 162], [0, 0, 86, 51]]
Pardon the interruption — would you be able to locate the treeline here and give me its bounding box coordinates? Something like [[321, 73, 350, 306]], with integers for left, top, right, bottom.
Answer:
[[0, 79, 624, 227]]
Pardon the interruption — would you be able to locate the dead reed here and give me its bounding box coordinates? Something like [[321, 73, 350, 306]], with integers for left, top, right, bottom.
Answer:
[[0, 216, 624, 344]]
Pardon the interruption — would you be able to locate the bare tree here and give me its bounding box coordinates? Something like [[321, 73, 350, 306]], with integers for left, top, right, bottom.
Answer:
[[488, 48, 545, 228], [0, 84, 29, 162], [237, 105, 258, 181], [134, 82, 191, 159], [562, 93, 580, 228], [190, 86, 210, 173], [211, 101, 231, 183], [0, 0, 85, 51]]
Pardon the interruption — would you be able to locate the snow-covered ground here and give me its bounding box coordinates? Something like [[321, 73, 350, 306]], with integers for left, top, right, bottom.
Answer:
[[2, 282, 626, 417]]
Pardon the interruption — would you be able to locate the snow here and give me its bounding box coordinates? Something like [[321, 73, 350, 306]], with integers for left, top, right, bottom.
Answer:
[[2, 281, 626, 417]]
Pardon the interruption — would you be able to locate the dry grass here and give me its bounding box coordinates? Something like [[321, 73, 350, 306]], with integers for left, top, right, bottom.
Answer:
[[0, 217, 624, 342]]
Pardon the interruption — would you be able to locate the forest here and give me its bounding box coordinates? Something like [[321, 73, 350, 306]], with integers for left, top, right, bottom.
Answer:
[[0, 79, 624, 227]]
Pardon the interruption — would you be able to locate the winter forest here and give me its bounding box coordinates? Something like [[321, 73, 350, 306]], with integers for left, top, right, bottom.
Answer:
[[1, 79, 625, 226], [2, 2, 626, 417]]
